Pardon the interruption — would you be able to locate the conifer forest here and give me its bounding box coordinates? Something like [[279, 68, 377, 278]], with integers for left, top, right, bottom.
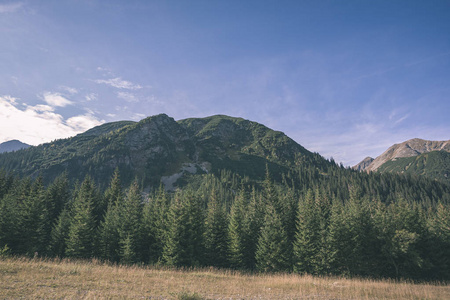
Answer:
[[1, 163, 449, 281]]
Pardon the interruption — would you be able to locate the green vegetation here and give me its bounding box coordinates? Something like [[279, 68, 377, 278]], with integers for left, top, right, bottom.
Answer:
[[0, 114, 449, 282], [377, 151, 450, 183], [0, 114, 327, 189], [0, 166, 449, 280]]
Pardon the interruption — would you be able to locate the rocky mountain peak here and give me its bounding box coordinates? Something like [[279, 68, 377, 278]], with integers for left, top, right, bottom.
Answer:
[[355, 138, 450, 172], [352, 157, 374, 171]]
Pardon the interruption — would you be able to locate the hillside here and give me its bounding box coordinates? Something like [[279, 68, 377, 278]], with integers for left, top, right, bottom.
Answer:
[[0, 140, 30, 153], [0, 114, 328, 189], [353, 156, 374, 171], [354, 138, 450, 183], [1, 115, 450, 281], [376, 151, 450, 182]]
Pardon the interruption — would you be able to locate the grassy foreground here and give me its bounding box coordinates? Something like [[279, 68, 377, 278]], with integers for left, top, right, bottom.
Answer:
[[0, 257, 448, 299]]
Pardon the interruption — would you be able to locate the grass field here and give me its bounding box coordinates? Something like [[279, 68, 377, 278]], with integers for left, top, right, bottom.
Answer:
[[0, 257, 449, 299]]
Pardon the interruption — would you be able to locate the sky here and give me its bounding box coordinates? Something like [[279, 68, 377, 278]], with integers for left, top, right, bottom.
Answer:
[[0, 0, 449, 166]]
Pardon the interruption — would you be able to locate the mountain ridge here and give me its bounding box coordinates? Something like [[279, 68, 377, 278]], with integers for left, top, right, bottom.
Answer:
[[354, 138, 450, 182], [0, 114, 328, 189], [0, 140, 31, 153]]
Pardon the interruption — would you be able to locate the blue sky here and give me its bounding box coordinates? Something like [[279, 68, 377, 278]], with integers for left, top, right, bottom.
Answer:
[[1, 0, 449, 166]]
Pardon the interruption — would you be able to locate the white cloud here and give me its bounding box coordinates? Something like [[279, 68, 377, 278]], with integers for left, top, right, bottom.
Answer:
[[0, 95, 103, 145], [132, 113, 146, 121], [2, 95, 18, 104], [94, 77, 142, 90], [117, 91, 139, 103], [0, 2, 23, 13], [60, 86, 78, 95], [66, 114, 103, 132], [42, 92, 73, 107], [85, 93, 98, 101]]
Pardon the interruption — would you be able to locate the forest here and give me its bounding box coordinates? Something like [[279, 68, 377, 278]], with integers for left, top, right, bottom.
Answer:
[[0, 164, 449, 281]]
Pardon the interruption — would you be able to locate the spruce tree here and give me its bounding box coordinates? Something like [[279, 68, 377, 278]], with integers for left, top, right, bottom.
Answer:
[[241, 186, 264, 270], [65, 177, 97, 258], [163, 190, 205, 267], [50, 208, 71, 257], [16, 176, 48, 256], [120, 234, 136, 265], [118, 180, 142, 262], [428, 203, 450, 279], [293, 189, 319, 274], [44, 174, 70, 254], [141, 188, 164, 264], [228, 187, 247, 269], [0, 193, 20, 253], [98, 170, 123, 262], [98, 202, 121, 262], [204, 188, 229, 268], [255, 202, 290, 272]]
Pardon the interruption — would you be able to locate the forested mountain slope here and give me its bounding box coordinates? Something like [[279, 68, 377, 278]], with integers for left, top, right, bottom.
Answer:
[[0, 114, 328, 189], [354, 138, 450, 183], [1, 114, 450, 280]]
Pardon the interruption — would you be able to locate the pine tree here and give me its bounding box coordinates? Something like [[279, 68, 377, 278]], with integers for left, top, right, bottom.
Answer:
[[118, 180, 142, 262], [428, 203, 450, 279], [16, 176, 48, 256], [98, 170, 124, 262], [141, 186, 168, 264], [44, 174, 70, 254], [120, 234, 136, 265], [255, 202, 290, 272], [0, 192, 20, 253], [380, 198, 427, 278], [293, 189, 319, 274], [228, 187, 247, 269], [98, 202, 121, 262], [204, 188, 229, 268], [45, 173, 70, 225], [104, 169, 123, 208], [241, 186, 264, 270], [50, 209, 71, 257], [327, 198, 347, 275], [162, 190, 204, 267], [65, 177, 97, 258], [337, 189, 378, 276]]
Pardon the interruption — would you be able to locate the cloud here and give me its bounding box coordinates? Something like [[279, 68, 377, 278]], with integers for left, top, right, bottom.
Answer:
[[132, 113, 146, 121], [0, 2, 23, 13], [94, 77, 142, 90], [0, 95, 103, 145], [42, 92, 73, 107], [85, 93, 98, 101], [60, 86, 78, 95], [1, 95, 18, 104], [66, 114, 104, 132], [117, 91, 139, 103]]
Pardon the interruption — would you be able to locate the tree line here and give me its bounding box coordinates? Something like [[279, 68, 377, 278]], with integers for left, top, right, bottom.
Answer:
[[0, 168, 449, 281]]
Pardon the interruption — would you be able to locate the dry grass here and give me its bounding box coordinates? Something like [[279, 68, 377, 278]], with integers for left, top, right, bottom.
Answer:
[[0, 256, 448, 299]]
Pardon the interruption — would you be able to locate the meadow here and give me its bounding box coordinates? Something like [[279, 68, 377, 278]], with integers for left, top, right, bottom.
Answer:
[[0, 257, 449, 299]]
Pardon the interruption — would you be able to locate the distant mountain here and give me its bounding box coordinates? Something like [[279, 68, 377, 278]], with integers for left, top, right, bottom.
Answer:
[[353, 157, 374, 171], [0, 140, 31, 153], [0, 114, 329, 189], [354, 138, 450, 182]]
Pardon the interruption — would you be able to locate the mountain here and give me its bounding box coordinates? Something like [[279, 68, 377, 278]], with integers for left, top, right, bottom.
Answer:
[[0, 114, 328, 189], [0, 140, 31, 153], [353, 157, 374, 171], [354, 138, 450, 182]]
